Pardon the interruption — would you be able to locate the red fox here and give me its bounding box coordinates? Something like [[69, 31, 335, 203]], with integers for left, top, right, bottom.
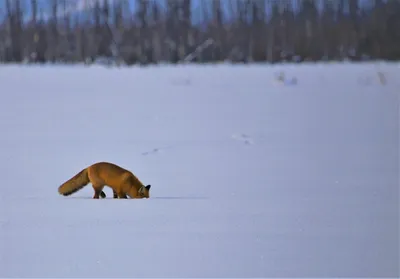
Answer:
[[58, 162, 151, 199]]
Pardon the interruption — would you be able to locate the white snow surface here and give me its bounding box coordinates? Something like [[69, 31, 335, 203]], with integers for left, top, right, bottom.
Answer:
[[0, 62, 399, 277]]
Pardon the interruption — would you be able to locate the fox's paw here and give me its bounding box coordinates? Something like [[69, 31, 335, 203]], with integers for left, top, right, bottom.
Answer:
[[100, 191, 106, 199]]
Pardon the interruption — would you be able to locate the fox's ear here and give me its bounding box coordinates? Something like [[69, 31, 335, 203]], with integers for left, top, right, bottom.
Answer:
[[145, 185, 151, 190]]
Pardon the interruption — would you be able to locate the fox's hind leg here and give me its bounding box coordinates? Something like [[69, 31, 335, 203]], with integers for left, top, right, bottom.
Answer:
[[92, 184, 105, 199], [113, 190, 118, 199], [93, 189, 101, 199]]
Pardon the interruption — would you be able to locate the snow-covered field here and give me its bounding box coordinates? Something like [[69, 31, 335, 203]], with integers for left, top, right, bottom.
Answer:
[[0, 62, 398, 277]]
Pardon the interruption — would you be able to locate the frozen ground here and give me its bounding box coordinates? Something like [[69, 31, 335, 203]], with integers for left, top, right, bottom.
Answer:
[[0, 62, 399, 277]]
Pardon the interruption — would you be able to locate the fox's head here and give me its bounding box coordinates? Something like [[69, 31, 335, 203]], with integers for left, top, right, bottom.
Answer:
[[138, 185, 151, 198]]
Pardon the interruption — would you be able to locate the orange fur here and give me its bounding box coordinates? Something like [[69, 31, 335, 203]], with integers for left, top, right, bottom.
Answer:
[[58, 162, 151, 199]]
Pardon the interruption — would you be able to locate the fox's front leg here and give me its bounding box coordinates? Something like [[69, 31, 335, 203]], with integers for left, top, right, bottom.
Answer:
[[113, 190, 118, 199], [117, 192, 128, 199]]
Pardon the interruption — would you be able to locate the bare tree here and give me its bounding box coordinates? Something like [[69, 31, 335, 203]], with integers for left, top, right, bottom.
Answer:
[[0, 0, 399, 64]]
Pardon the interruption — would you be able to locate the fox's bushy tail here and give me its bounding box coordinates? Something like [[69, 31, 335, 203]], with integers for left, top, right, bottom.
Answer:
[[58, 168, 90, 196]]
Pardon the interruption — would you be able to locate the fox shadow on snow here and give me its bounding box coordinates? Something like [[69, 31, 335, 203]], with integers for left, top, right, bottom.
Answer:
[[152, 196, 208, 200]]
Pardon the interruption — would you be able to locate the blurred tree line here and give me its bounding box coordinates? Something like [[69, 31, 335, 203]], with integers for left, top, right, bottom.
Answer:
[[0, 0, 399, 65]]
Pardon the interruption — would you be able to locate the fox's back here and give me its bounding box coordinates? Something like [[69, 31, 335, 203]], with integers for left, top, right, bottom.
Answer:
[[89, 162, 133, 185]]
